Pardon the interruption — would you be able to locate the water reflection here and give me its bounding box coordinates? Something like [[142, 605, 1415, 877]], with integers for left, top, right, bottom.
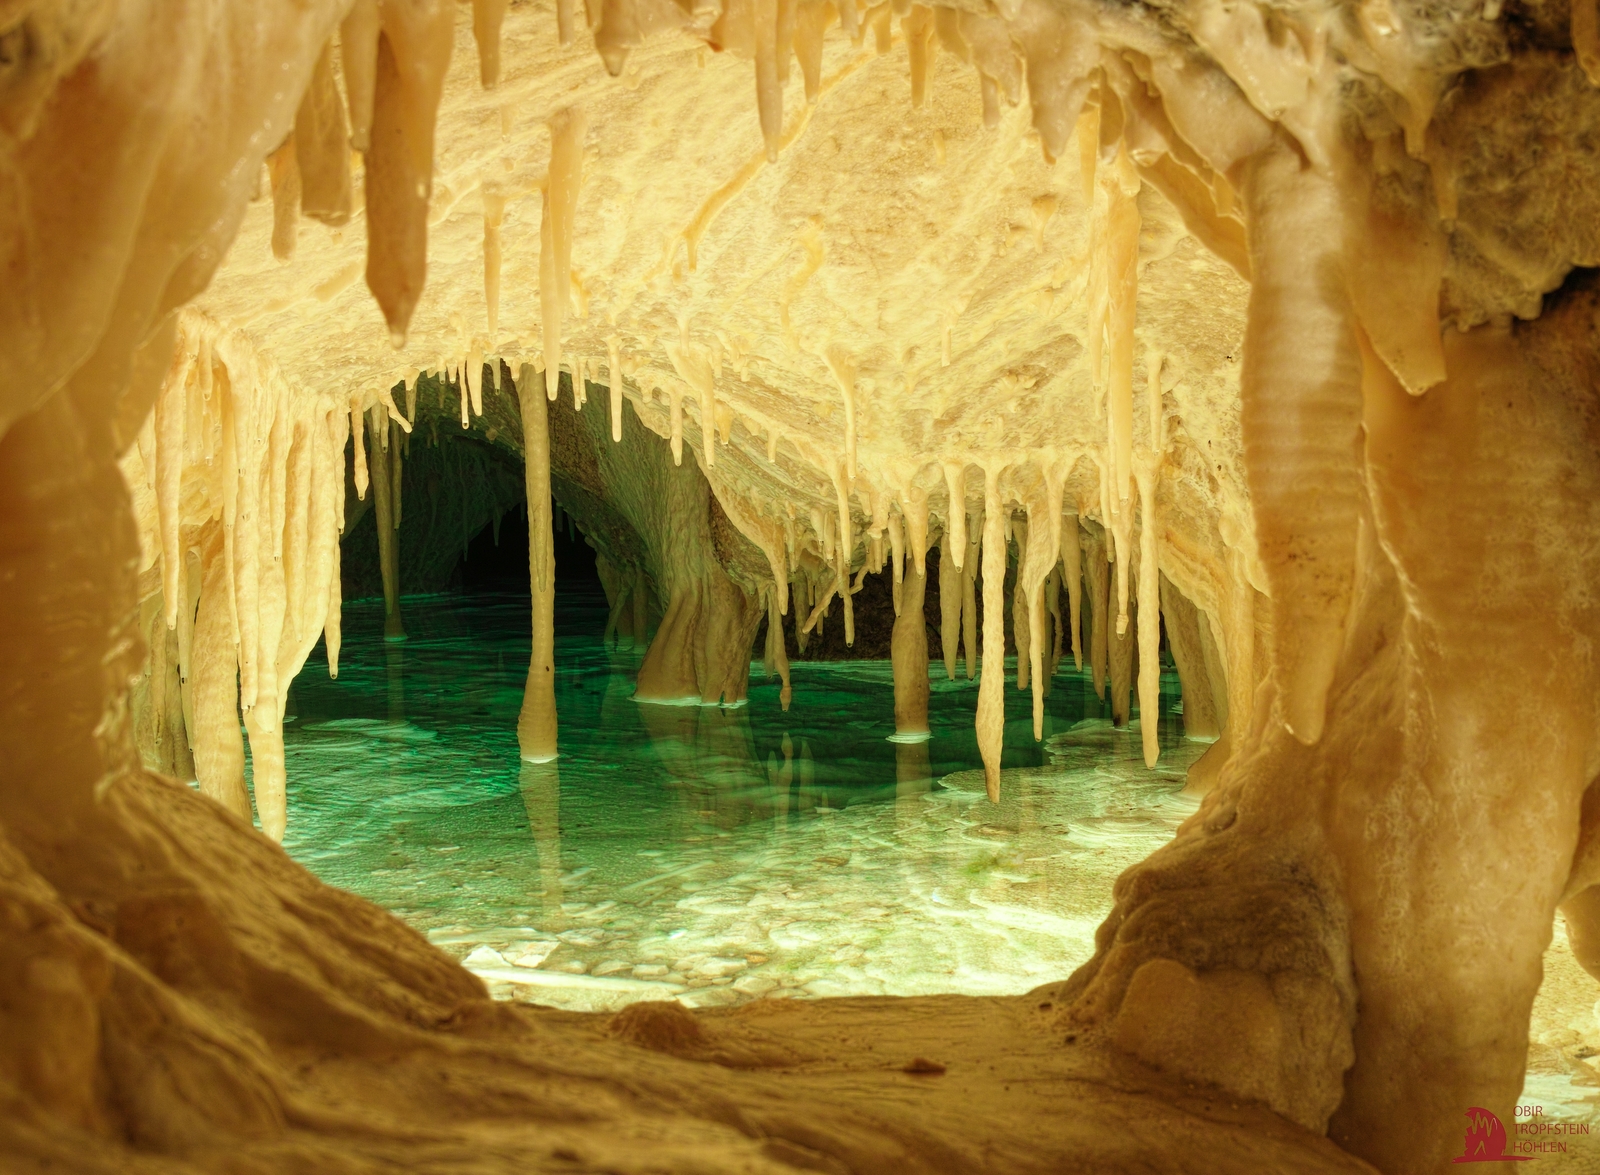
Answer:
[[517, 759, 563, 916], [385, 642, 406, 724], [276, 589, 1199, 1014]]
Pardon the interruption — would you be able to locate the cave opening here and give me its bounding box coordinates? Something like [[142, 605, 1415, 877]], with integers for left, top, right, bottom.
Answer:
[[16, 0, 1600, 1169], [261, 432, 1196, 1013]]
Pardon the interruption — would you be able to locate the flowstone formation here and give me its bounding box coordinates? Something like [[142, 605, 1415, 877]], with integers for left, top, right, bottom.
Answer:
[[8, 0, 1600, 1172]]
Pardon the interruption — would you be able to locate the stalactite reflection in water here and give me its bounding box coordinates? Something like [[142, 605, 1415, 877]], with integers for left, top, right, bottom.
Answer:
[[518, 759, 564, 920], [894, 738, 934, 830], [385, 642, 406, 725]]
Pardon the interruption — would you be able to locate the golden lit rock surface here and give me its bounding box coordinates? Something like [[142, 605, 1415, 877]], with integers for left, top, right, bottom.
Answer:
[[8, 0, 1600, 1171]]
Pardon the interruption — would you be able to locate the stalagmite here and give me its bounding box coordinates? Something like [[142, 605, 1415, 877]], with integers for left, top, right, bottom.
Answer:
[[891, 549, 930, 740], [939, 526, 960, 679], [517, 363, 558, 761], [364, 1, 454, 343], [974, 471, 1006, 800], [1240, 146, 1362, 745], [542, 107, 587, 402]]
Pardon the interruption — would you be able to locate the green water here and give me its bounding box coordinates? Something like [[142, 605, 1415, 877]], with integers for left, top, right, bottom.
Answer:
[[270, 589, 1204, 1012]]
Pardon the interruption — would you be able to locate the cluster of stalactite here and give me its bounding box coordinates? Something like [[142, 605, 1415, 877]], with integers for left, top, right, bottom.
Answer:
[[233, 0, 1295, 806], [78, 0, 1600, 1168]]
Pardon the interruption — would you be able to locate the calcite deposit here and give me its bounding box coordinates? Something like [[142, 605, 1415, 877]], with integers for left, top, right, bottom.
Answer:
[[7, 0, 1600, 1171]]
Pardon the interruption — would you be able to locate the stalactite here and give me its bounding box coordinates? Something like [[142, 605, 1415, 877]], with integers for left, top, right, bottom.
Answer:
[[517, 363, 558, 761], [607, 336, 624, 442], [887, 511, 905, 615], [542, 108, 587, 403], [341, 0, 381, 152], [826, 347, 857, 481], [767, 584, 792, 710], [1240, 145, 1363, 745], [631, 564, 649, 647], [389, 413, 404, 529], [364, 2, 454, 343], [267, 135, 300, 261], [1101, 144, 1141, 633], [942, 461, 966, 566], [1108, 593, 1134, 728], [975, 470, 1006, 801], [483, 189, 506, 341], [467, 346, 483, 417], [368, 404, 405, 642], [1159, 573, 1221, 739], [1013, 572, 1030, 691], [754, 0, 782, 161], [903, 482, 930, 578], [833, 463, 854, 646], [906, 5, 934, 108], [939, 525, 960, 679], [295, 42, 353, 227], [795, 0, 828, 102], [961, 508, 982, 680], [472, 0, 509, 86], [1086, 524, 1109, 699], [154, 345, 188, 627], [891, 550, 929, 739], [1019, 469, 1064, 739], [1044, 566, 1063, 677], [1063, 510, 1083, 669], [1134, 465, 1160, 766], [669, 390, 684, 464]]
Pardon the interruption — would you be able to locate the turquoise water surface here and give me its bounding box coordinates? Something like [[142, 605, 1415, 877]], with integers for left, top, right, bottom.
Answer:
[[268, 588, 1202, 1011]]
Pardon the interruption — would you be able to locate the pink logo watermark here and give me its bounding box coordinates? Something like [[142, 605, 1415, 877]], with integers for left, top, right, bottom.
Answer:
[[1454, 1106, 1590, 1162]]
